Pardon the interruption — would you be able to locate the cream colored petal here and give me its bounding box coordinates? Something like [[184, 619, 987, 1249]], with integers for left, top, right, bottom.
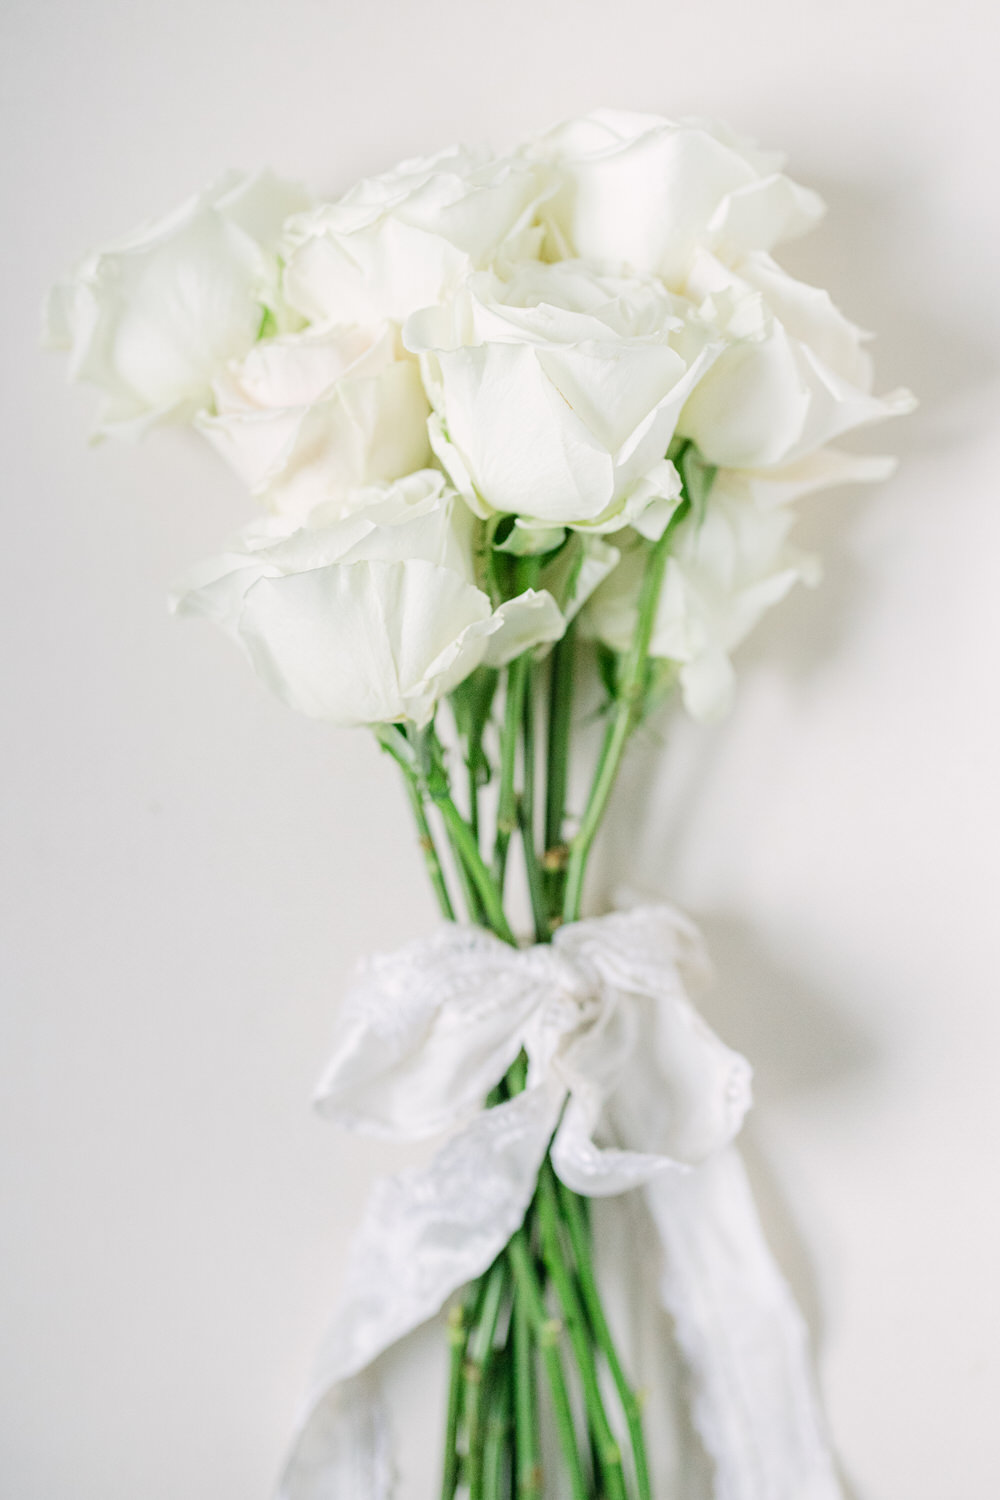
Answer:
[[680, 326, 811, 469], [680, 650, 736, 723], [430, 342, 616, 522], [238, 557, 492, 726], [707, 175, 825, 261], [479, 588, 566, 667]]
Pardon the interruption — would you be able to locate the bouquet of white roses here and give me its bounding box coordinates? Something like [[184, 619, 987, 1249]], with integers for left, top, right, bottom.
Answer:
[[47, 109, 912, 1500]]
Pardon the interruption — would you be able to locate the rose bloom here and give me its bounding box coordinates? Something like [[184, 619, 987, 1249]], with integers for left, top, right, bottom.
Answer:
[[581, 448, 901, 722], [526, 109, 824, 287], [170, 470, 564, 727], [196, 322, 431, 524], [677, 249, 915, 469], [404, 259, 720, 542], [44, 171, 310, 434], [526, 110, 914, 473], [280, 146, 547, 328]]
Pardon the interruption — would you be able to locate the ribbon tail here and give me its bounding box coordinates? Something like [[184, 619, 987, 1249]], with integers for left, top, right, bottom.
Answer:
[[644, 1146, 843, 1500], [278, 1083, 562, 1499], [278, 1372, 394, 1500]]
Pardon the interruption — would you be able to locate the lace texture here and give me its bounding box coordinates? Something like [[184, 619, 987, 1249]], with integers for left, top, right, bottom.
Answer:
[[278, 904, 840, 1500]]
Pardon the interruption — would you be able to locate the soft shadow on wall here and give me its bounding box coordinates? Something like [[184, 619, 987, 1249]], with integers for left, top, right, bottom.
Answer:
[[592, 163, 998, 1500]]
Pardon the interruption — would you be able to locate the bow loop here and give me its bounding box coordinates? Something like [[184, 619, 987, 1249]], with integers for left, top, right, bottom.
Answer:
[[313, 904, 752, 1179], [313, 923, 544, 1139]]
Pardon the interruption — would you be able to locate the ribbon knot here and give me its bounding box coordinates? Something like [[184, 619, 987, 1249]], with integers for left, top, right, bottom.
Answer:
[[313, 903, 751, 1183], [280, 905, 841, 1500]]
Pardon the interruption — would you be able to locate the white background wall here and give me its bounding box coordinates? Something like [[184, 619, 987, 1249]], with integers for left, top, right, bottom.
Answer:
[[3, 1, 999, 1496]]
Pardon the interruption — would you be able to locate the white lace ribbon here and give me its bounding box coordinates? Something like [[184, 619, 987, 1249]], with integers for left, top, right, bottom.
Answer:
[[278, 905, 841, 1500]]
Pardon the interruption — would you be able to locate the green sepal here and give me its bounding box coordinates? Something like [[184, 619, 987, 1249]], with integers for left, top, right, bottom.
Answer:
[[595, 642, 622, 705], [450, 666, 499, 788], [676, 443, 718, 526], [257, 305, 280, 341], [495, 521, 567, 557]]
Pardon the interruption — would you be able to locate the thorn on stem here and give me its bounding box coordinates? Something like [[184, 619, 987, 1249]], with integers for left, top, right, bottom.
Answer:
[[539, 1316, 563, 1349], [542, 844, 568, 872], [519, 1463, 544, 1496]]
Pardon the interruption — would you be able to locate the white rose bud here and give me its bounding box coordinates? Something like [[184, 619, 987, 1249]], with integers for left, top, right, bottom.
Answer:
[[43, 171, 311, 436], [526, 109, 824, 286], [170, 470, 565, 728], [281, 146, 548, 327], [196, 323, 432, 524], [404, 260, 721, 541]]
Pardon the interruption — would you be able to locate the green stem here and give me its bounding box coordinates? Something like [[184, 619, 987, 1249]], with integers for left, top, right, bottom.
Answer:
[[519, 668, 549, 944], [437, 794, 516, 945], [441, 1295, 473, 1499], [374, 724, 456, 922], [544, 624, 575, 917], [557, 1181, 651, 1500], [512, 1285, 542, 1497], [481, 1350, 514, 1500], [464, 1257, 510, 1499], [451, 665, 498, 862], [506, 1227, 589, 1500], [413, 725, 513, 943], [493, 654, 530, 894], [445, 810, 487, 928], [537, 1167, 627, 1500], [468, 758, 481, 848], [562, 503, 689, 924]]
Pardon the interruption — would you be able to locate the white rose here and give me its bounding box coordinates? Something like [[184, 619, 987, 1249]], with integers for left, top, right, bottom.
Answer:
[[43, 171, 311, 436], [281, 146, 547, 327], [170, 470, 565, 727], [195, 323, 431, 524], [526, 109, 824, 286], [580, 455, 894, 722], [678, 250, 916, 469], [404, 260, 720, 540]]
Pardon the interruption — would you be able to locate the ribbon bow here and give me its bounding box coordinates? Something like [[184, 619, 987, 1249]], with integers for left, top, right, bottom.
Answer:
[[280, 905, 840, 1500]]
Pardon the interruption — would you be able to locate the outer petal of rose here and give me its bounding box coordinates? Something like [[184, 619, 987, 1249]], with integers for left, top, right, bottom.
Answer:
[[209, 170, 314, 254], [283, 214, 471, 327], [790, 343, 916, 462], [479, 588, 566, 667], [44, 171, 310, 434], [732, 253, 872, 387], [740, 448, 899, 508], [706, 175, 825, 263], [236, 558, 493, 726], [536, 339, 693, 458], [529, 113, 817, 287], [681, 253, 916, 468], [169, 547, 283, 639], [198, 334, 432, 517], [281, 152, 545, 326], [427, 342, 617, 522], [170, 478, 481, 697], [679, 650, 739, 724], [533, 116, 758, 280], [266, 364, 432, 523], [679, 324, 813, 469]]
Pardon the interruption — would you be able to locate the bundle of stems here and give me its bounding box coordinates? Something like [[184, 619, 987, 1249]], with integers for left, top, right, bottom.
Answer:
[[376, 458, 707, 1497]]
